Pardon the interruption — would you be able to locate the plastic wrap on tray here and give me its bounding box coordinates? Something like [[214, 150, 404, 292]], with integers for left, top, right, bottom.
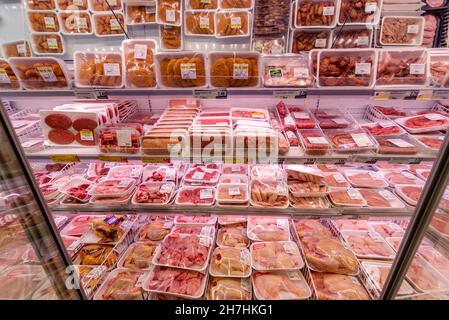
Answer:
[[207, 277, 252, 300], [395, 184, 423, 206], [1, 40, 32, 58], [56, 0, 89, 10], [78, 244, 118, 267], [123, 39, 156, 88], [299, 129, 331, 155], [0, 59, 21, 90], [209, 52, 260, 88], [291, 30, 330, 52], [156, 52, 206, 88], [118, 243, 156, 270], [251, 241, 303, 271], [332, 26, 373, 48], [172, 225, 215, 238], [217, 224, 249, 247], [59, 11, 93, 35], [323, 172, 350, 189], [412, 135, 444, 153], [373, 162, 409, 171], [262, 54, 312, 87], [362, 262, 414, 296], [218, 216, 247, 226], [216, 183, 248, 205], [290, 195, 331, 209], [430, 212, 449, 237], [142, 165, 177, 182], [376, 50, 428, 86], [185, 11, 215, 36], [186, 0, 218, 10], [153, 234, 212, 272], [317, 49, 376, 88], [159, 25, 182, 50], [174, 216, 217, 225], [326, 129, 377, 153], [107, 165, 142, 179], [143, 266, 207, 299], [338, 0, 381, 25], [250, 178, 289, 208], [74, 51, 123, 88], [136, 221, 172, 242], [341, 230, 396, 259], [215, 11, 251, 38], [222, 164, 247, 176], [333, 219, 370, 231], [395, 113, 449, 134], [375, 136, 420, 155], [184, 166, 220, 184], [358, 189, 405, 209], [247, 217, 290, 242], [132, 182, 174, 206], [284, 164, 324, 184], [210, 247, 251, 277], [288, 180, 327, 197], [329, 188, 367, 207], [126, 4, 156, 25], [219, 0, 253, 8], [380, 170, 423, 187], [90, 0, 122, 11], [252, 37, 286, 54], [367, 221, 404, 238], [91, 178, 136, 198], [343, 169, 388, 189], [97, 124, 142, 154], [295, 0, 338, 28], [219, 175, 248, 184], [27, 11, 60, 32], [26, 0, 56, 10], [429, 51, 449, 87], [0, 265, 47, 300], [93, 13, 125, 37], [94, 269, 144, 300], [252, 271, 311, 300], [361, 120, 405, 137], [157, 0, 182, 26], [380, 16, 424, 46], [418, 246, 449, 280], [406, 257, 449, 292], [312, 273, 369, 300]]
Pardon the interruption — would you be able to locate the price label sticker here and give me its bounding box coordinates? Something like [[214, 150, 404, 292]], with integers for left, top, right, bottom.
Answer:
[[192, 171, 205, 180], [286, 131, 296, 139], [44, 16, 56, 30], [351, 133, 374, 147], [16, 43, 26, 55], [388, 138, 414, 148], [231, 165, 241, 172], [293, 112, 310, 119], [276, 218, 288, 229], [228, 187, 241, 196], [233, 63, 249, 79], [200, 188, 213, 199], [315, 38, 327, 48], [293, 67, 309, 78], [410, 64, 425, 75], [103, 63, 121, 76], [307, 136, 328, 144], [355, 63, 371, 75], [145, 5, 156, 14], [334, 118, 349, 125], [73, 0, 84, 6], [21, 140, 41, 148], [287, 271, 301, 281], [369, 231, 384, 242], [159, 183, 172, 194], [117, 129, 132, 147], [365, 2, 377, 13], [389, 223, 403, 232], [0, 68, 11, 84], [378, 120, 395, 128], [379, 190, 396, 200], [134, 44, 148, 60], [47, 38, 59, 49], [36, 66, 57, 82], [425, 113, 445, 121], [357, 36, 370, 47], [180, 63, 197, 80], [50, 155, 80, 163], [163, 221, 174, 229], [79, 129, 94, 141], [110, 19, 121, 30], [283, 242, 296, 254], [269, 68, 283, 78], [284, 115, 295, 125], [131, 167, 141, 178], [323, 6, 335, 15], [407, 24, 419, 34], [76, 17, 88, 30], [334, 173, 346, 183], [166, 9, 176, 22], [199, 16, 209, 29], [231, 16, 242, 28], [348, 188, 362, 199]]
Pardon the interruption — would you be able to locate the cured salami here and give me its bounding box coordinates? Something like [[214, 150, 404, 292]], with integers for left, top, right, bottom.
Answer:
[[48, 129, 75, 145]]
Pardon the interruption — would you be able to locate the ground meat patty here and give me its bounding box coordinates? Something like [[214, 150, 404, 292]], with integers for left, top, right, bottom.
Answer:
[[45, 114, 72, 130], [75, 133, 96, 146], [48, 129, 75, 145], [72, 118, 98, 131]]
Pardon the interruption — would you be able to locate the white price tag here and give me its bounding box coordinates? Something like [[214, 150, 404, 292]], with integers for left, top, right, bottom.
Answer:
[[287, 271, 301, 281], [357, 36, 369, 47], [130, 167, 141, 178], [0, 69, 11, 84], [379, 190, 396, 200], [388, 139, 414, 148], [389, 223, 403, 232], [402, 171, 417, 180], [293, 67, 309, 78], [110, 19, 121, 30], [199, 16, 209, 29], [134, 44, 148, 60], [351, 133, 373, 147], [378, 120, 395, 128], [334, 173, 346, 183], [117, 129, 132, 147], [47, 38, 58, 50], [283, 242, 296, 254], [323, 6, 335, 15], [293, 112, 310, 119], [200, 189, 213, 200], [233, 63, 249, 79], [407, 24, 419, 34], [79, 129, 94, 141], [231, 166, 241, 172], [159, 183, 172, 194], [76, 17, 88, 30], [231, 17, 242, 28], [355, 63, 371, 75], [200, 226, 212, 237], [315, 38, 327, 48], [192, 171, 205, 180], [118, 180, 130, 188], [180, 63, 197, 80], [307, 136, 328, 145], [334, 118, 349, 125], [36, 66, 57, 82], [369, 232, 384, 242], [284, 115, 295, 125], [44, 16, 56, 30], [165, 9, 176, 22], [286, 131, 296, 139], [276, 218, 288, 229], [365, 2, 377, 13], [21, 140, 41, 148], [16, 43, 26, 55], [424, 113, 446, 121], [103, 63, 121, 76], [348, 188, 362, 199], [145, 5, 156, 14], [410, 64, 425, 75], [369, 171, 382, 180], [228, 187, 241, 196]]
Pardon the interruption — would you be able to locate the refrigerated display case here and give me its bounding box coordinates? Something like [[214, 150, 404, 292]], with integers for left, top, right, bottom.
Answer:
[[1, 0, 449, 301]]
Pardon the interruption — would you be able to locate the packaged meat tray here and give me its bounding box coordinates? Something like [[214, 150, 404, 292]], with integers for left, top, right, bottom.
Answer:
[[219, 0, 253, 9], [152, 234, 213, 272], [312, 273, 369, 300], [252, 271, 311, 300], [298, 129, 331, 155], [143, 266, 207, 299], [159, 24, 182, 50], [209, 52, 260, 88], [97, 124, 141, 154], [317, 49, 376, 88], [295, 0, 338, 28], [9, 57, 69, 90], [222, 164, 248, 176], [219, 174, 248, 184], [58, 11, 93, 35], [379, 170, 423, 187], [90, 178, 136, 198], [89, 0, 123, 12], [217, 224, 250, 248], [56, 0, 89, 11], [216, 183, 248, 205], [333, 219, 370, 232], [358, 189, 406, 209], [106, 165, 142, 180], [132, 182, 175, 206], [288, 180, 328, 197], [323, 172, 350, 189], [117, 242, 157, 271], [209, 247, 251, 277], [125, 3, 156, 25], [288, 109, 317, 130], [30, 33, 65, 55], [214, 11, 251, 38], [0, 59, 21, 90], [184, 166, 220, 184], [290, 195, 331, 209], [174, 216, 217, 225], [1, 40, 32, 58], [156, 52, 207, 88], [247, 217, 290, 242], [372, 162, 409, 171], [376, 50, 428, 87], [412, 135, 445, 154], [26, 0, 56, 10], [429, 50, 449, 87], [293, 219, 332, 238], [135, 221, 172, 242], [123, 39, 156, 88], [395, 184, 423, 206], [184, 10, 215, 36], [380, 16, 424, 46], [331, 26, 373, 48], [368, 221, 404, 239], [338, 0, 381, 25], [250, 164, 280, 180], [395, 113, 449, 134], [417, 246, 449, 280], [284, 164, 324, 184], [76, 244, 119, 268], [361, 120, 406, 137], [251, 241, 304, 271], [340, 230, 396, 260], [290, 30, 331, 52], [206, 277, 252, 300], [326, 129, 378, 153], [156, 0, 181, 26], [92, 13, 126, 37], [328, 188, 367, 207], [343, 170, 388, 189], [94, 268, 145, 300], [186, 0, 218, 10], [26, 11, 60, 33], [142, 165, 177, 183], [218, 216, 247, 226], [58, 177, 93, 202], [249, 179, 289, 208], [406, 257, 449, 293], [416, 169, 430, 181], [0, 265, 46, 300], [262, 54, 313, 87], [60, 215, 104, 237], [362, 261, 414, 297], [74, 51, 123, 88], [172, 225, 215, 238]]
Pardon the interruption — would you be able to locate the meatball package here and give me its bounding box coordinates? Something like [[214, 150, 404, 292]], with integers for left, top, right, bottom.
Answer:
[[56, 0, 89, 11], [1, 40, 32, 59], [58, 11, 93, 35], [317, 49, 377, 88], [209, 52, 260, 88], [186, 0, 218, 10], [338, 0, 381, 25], [39, 110, 100, 147], [215, 11, 251, 38], [290, 29, 331, 53], [74, 51, 123, 88], [0, 59, 22, 90], [156, 52, 207, 88], [209, 247, 251, 277], [9, 57, 69, 90], [331, 26, 373, 48], [123, 39, 156, 88], [380, 16, 424, 46], [252, 271, 312, 300], [126, 4, 157, 25], [156, 0, 182, 26], [207, 277, 252, 300], [295, 0, 338, 28], [27, 11, 60, 32], [30, 33, 65, 55], [184, 10, 215, 36], [93, 13, 126, 37], [89, 0, 123, 12]]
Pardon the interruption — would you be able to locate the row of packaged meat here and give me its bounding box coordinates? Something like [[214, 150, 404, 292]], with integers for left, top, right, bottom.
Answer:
[[2, 46, 449, 91], [34, 213, 449, 300]]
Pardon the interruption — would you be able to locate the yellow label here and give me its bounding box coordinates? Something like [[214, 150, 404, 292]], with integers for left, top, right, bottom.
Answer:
[[50, 155, 80, 163], [417, 90, 433, 101], [98, 155, 128, 162], [141, 156, 171, 163], [374, 91, 390, 101]]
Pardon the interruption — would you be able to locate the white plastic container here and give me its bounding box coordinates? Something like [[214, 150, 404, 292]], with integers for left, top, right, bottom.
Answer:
[[58, 177, 93, 202], [1, 40, 32, 59], [362, 261, 414, 296], [380, 16, 424, 46], [58, 11, 94, 35], [106, 165, 143, 179], [289, 29, 331, 52], [331, 26, 374, 48], [117, 242, 157, 271], [294, 0, 339, 29], [25, 0, 57, 11], [155, 0, 182, 26], [90, 178, 136, 198], [216, 183, 249, 205], [122, 39, 157, 89], [219, 174, 248, 184], [92, 12, 126, 37], [26, 11, 60, 33], [184, 10, 215, 37], [175, 186, 216, 206], [411, 135, 445, 154], [394, 184, 423, 206], [328, 188, 367, 207], [340, 230, 396, 260], [30, 33, 66, 56], [358, 188, 406, 210], [214, 10, 252, 38], [337, 0, 382, 26], [252, 271, 312, 300], [56, 0, 89, 11], [343, 169, 389, 189], [125, 2, 157, 25], [74, 51, 124, 88]]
